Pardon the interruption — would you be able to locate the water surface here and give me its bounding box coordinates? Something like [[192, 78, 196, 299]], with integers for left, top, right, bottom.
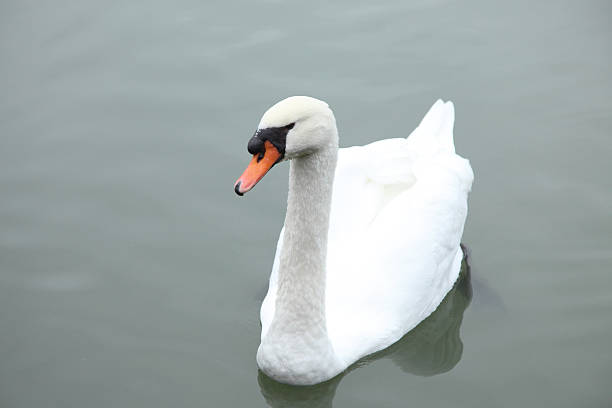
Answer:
[[1, 0, 611, 407]]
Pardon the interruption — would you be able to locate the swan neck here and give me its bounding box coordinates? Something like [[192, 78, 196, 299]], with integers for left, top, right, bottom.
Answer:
[[279, 145, 337, 321], [257, 145, 340, 384]]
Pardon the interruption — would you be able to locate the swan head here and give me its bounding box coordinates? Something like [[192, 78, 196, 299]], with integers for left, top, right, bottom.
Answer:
[[234, 96, 338, 195]]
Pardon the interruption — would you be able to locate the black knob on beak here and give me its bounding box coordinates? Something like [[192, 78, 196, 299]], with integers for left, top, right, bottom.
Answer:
[[248, 135, 265, 155]]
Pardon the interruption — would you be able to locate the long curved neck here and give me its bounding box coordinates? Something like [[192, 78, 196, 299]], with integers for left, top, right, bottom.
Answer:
[[277, 145, 337, 331], [257, 144, 340, 384]]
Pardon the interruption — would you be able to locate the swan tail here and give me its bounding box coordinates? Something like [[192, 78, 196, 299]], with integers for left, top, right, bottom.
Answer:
[[407, 99, 456, 154]]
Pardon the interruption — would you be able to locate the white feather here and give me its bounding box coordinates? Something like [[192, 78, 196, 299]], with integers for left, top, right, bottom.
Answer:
[[255, 98, 473, 384]]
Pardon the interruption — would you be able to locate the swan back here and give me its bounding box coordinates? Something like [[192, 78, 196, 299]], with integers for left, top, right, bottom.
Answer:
[[325, 100, 472, 364]]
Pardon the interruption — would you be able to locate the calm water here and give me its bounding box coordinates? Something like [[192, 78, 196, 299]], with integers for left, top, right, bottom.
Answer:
[[1, 0, 611, 407]]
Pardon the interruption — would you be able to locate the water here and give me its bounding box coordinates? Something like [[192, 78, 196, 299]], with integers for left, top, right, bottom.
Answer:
[[1, 0, 610, 406]]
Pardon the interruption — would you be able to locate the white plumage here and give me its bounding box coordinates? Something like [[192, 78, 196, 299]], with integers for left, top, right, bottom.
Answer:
[[237, 97, 473, 385]]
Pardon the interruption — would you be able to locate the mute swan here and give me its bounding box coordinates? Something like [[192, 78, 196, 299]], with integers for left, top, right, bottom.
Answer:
[[234, 96, 473, 385]]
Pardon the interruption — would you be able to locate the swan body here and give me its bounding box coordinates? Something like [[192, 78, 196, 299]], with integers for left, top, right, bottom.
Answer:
[[235, 96, 473, 385]]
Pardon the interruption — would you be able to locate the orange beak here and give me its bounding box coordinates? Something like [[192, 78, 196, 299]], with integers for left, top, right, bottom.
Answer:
[[234, 140, 283, 195]]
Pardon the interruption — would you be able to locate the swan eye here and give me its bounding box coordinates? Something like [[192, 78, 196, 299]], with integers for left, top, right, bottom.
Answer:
[[285, 123, 295, 130]]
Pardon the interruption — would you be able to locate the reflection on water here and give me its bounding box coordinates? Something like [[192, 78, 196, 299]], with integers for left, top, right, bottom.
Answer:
[[1, 0, 610, 405], [258, 249, 473, 407], [259, 373, 342, 408]]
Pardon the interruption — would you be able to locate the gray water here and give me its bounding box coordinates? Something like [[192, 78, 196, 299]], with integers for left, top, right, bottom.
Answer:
[[1, 0, 611, 407]]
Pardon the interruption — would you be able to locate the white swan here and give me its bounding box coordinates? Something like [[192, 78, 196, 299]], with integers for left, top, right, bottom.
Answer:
[[234, 96, 473, 385]]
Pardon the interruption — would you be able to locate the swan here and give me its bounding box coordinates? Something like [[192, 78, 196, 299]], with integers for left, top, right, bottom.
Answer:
[[234, 96, 473, 385]]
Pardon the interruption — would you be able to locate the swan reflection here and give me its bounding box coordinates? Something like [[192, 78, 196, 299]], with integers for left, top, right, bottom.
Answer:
[[258, 251, 472, 408]]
